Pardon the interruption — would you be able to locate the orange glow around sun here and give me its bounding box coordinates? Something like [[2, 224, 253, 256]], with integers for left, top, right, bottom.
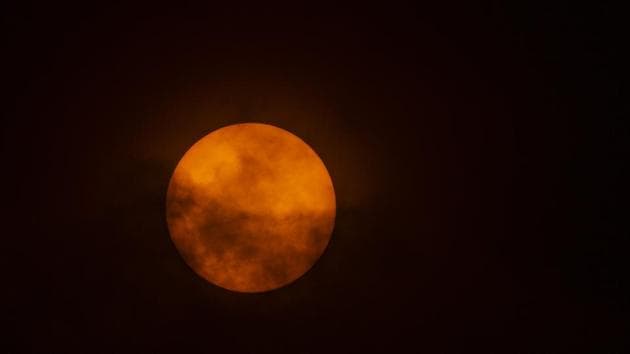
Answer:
[[166, 123, 336, 293]]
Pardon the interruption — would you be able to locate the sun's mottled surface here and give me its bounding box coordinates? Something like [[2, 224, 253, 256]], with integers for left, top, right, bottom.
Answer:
[[166, 123, 336, 292]]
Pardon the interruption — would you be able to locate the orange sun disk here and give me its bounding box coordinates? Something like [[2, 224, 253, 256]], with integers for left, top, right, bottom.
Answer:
[[166, 123, 336, 292]]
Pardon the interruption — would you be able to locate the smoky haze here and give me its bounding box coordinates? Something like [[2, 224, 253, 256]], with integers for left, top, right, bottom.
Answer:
[[3, 2, 624, 353]]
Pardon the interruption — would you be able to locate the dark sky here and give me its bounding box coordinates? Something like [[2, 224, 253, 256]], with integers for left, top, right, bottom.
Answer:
[[3, 3, 625, 353]]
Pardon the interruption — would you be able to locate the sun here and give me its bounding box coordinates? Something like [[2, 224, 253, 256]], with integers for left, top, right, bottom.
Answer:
[[166, 123, 336, 293]]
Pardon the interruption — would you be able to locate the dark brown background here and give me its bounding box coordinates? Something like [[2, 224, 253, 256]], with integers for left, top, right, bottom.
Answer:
[[3, 2, 625, 353]]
